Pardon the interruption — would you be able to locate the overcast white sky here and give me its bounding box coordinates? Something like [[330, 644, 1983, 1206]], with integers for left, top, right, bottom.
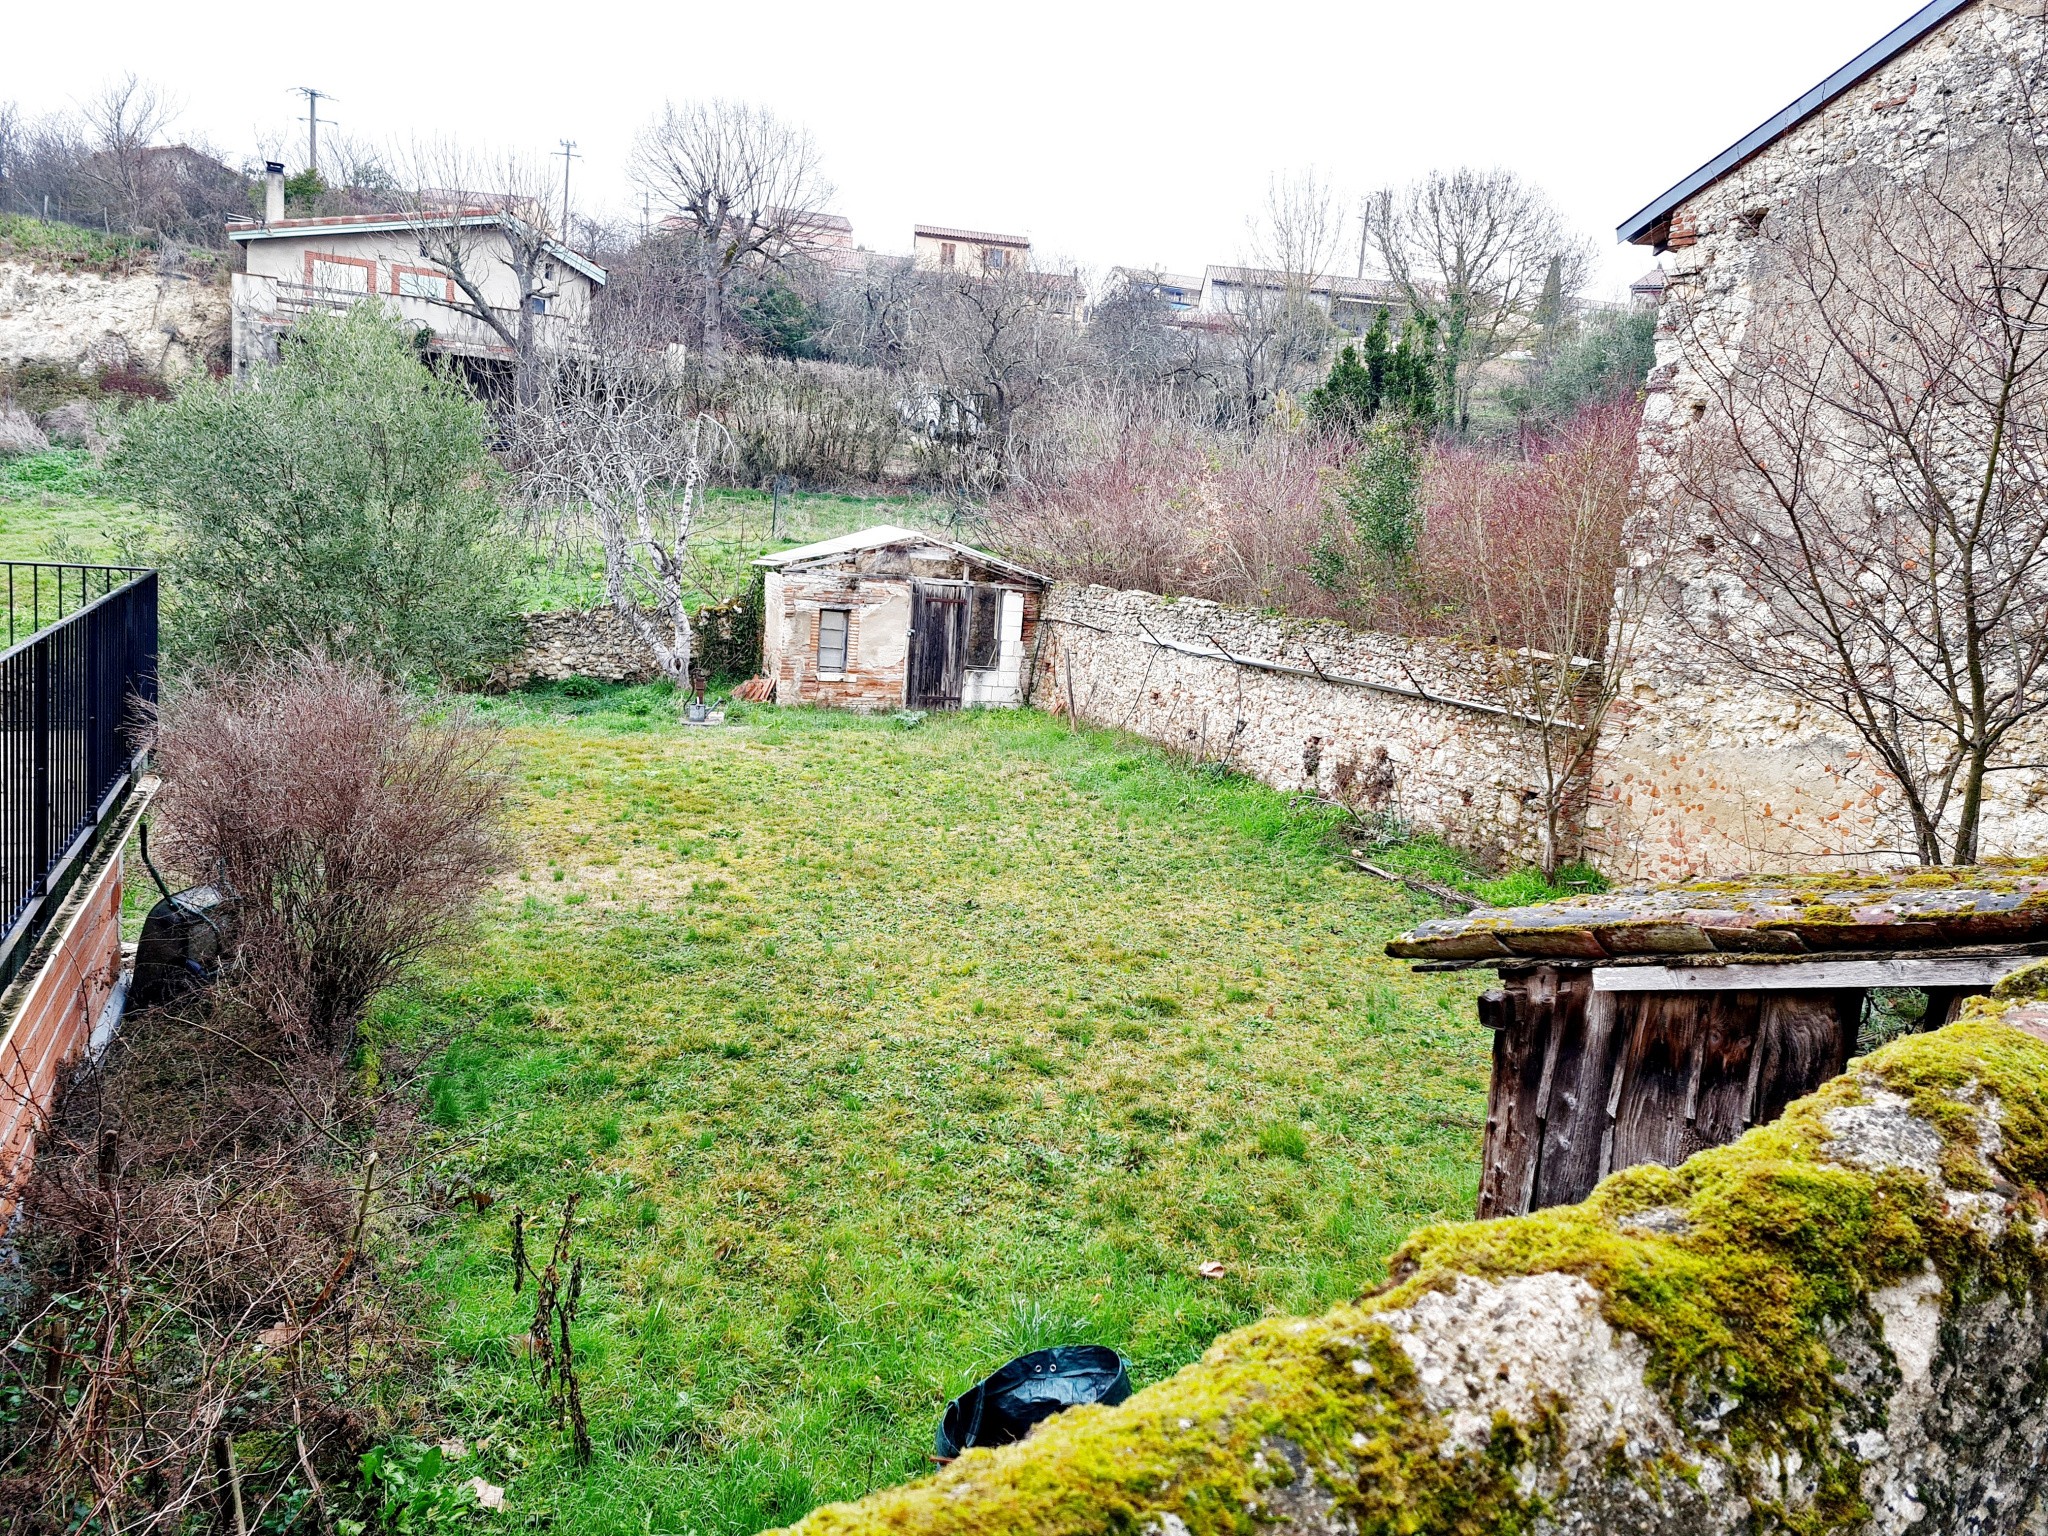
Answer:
[[9, 0, 1924, 298]]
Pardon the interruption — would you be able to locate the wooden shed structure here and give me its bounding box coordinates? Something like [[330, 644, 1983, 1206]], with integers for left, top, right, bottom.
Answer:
[[756, 526, 1047, 712], [1387, 864, 2048, 1218]]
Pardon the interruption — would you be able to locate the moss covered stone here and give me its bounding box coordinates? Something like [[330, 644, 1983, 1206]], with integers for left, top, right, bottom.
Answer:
[[773, 1012, 2048, 1536]]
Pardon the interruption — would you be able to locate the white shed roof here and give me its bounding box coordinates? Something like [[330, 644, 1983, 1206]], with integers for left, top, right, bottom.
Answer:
[[753, 524, 1047, 584]]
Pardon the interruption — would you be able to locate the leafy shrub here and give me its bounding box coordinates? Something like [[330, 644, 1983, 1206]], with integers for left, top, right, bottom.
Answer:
[[108, 305, 522, 681]]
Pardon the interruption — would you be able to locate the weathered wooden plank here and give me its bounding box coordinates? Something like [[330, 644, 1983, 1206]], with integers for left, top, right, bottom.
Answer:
[[1475, 969, 1556, 1219], [1593, 956, 2030, 993], [1531, 981, 1622, 1211], [1751, 992, 1856, 1127]]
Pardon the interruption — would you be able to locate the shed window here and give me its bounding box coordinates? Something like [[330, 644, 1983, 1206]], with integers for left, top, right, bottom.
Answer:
[[966, 586, 1002, 669], [818, 607, 851, 673]]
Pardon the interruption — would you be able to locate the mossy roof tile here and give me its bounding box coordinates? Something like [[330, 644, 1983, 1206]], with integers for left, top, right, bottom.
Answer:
[[1388, 864, 2048, 964]]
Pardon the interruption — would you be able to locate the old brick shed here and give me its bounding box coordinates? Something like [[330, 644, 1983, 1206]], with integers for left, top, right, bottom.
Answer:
[[756, 526, 1047, 711]]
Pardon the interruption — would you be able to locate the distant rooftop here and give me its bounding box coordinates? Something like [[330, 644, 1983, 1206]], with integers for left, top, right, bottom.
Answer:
[[914, 224, 1030, 248], [1388, 861, 2048, 965], [225, 210, 606, 283]]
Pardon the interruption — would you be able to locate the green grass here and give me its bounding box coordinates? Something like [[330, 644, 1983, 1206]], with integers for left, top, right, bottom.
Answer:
[[379, 692, 1490, 1534], [0, 449, 951, 618], [0, 214, 150, 272], [1366, 830, 1608, 908], [0, 450, 150, 565], [510, 487, 953, 614]]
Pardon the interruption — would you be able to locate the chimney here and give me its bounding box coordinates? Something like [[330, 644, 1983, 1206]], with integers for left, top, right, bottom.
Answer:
[[264, 161, 286, 224]]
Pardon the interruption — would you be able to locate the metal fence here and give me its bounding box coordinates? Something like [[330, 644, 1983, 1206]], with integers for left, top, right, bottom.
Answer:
[[0, 565, 158, 990]]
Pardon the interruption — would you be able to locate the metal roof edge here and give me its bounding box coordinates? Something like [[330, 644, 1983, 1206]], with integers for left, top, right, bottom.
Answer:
[[754, 525, 1048, 584], [1616, 0, 1976, 245]]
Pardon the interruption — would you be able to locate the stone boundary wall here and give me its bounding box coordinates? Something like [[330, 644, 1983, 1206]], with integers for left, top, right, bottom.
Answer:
[[495, 607, 664, 689], [777, 978, 2048, 1536], [1038, 584, 1560, 865], [493, 597, 760, 691]]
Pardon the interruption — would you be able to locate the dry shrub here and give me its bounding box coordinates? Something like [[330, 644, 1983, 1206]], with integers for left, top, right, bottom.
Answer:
[[1412, 397, 1642, 654], [0, 1011, 424, 1534], [0, 654, 508, 1530], [988, 390, 1353, 613], [152, 653, 505, 1058], [698, 356, 905, 487]]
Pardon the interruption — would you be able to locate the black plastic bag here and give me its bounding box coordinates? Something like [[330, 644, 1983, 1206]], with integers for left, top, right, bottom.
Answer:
[[934, 1345, 1131, 1459]]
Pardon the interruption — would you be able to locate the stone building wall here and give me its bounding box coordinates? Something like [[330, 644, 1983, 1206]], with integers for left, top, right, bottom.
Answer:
[[1598, 0, 2048, 881], [1039, 584, 1561, 866], [0, 260, 228, 380]]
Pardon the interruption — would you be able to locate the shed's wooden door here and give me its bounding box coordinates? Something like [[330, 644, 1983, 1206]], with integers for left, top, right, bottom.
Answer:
[[908, 582, 968, 709]]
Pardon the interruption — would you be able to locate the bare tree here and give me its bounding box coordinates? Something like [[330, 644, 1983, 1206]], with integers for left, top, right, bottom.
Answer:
[[1212, 172, 1343, 431], [392, 144, 581, 405], [512, 309, 727, 698], [1670, 132, 2048, 866], [630, 99, 834, 366], [1423, 400, 1658, 876], [908, 256, 1083, 500], [71, 75, 179, 234], [1365, 167, 1592, 432]]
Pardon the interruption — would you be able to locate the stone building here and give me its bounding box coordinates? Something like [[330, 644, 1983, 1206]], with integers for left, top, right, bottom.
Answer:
[[1594, 0, 2048, 881], [756, 526, 1046, 712]]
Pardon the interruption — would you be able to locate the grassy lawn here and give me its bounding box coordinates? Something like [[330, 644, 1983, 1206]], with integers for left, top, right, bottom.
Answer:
[[0, 450, 948, 616], [379, 691, 1489, 1534]]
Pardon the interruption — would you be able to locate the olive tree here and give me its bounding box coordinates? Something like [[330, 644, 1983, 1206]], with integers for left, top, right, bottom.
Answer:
[[109, 305, 521, 680]]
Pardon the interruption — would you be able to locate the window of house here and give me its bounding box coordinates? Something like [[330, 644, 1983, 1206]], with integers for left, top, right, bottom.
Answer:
[[527, 295, 548, 314], [985, 247, 1006, 271], [966, 586, 1002, 670], [309, 257, 370, 294], [818, 608, 851, 673], [395, 268, 446, 299], [940, 242, 956, 268]]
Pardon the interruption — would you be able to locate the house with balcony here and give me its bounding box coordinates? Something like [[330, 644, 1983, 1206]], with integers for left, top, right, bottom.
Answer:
[[226, 165, 606, 383]]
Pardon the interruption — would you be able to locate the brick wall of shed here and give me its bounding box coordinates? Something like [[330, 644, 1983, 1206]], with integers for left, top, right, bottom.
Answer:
[[771, 570, 911, 711]]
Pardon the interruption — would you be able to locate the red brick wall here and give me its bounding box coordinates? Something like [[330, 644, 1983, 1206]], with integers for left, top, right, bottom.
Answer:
[[0, 848, 126, 1219], [771, 571, 911, 711]]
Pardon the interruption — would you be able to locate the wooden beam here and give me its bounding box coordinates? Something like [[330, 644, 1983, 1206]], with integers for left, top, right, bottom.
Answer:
[[1593, 955, 2033, 994]]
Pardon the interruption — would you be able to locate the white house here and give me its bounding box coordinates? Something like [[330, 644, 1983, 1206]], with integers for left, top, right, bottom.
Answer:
[[227, 164, 605, 378]]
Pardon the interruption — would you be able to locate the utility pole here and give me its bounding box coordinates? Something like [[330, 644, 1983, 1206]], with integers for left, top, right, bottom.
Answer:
[[290, 87, 335, 181], [554, 139, 580, 235]]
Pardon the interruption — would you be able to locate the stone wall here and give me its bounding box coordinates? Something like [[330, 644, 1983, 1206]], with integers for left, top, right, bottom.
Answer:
[[0, 260, 228, 381], [493, 598, 761, 691], [1600, 0, 2048, 882], [775, 985, 2048, 1536], [1039, 584, 1563, 866]]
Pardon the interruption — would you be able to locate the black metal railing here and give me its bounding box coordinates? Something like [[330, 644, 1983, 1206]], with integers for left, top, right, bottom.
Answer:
[[0, 564, 158, 990]]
